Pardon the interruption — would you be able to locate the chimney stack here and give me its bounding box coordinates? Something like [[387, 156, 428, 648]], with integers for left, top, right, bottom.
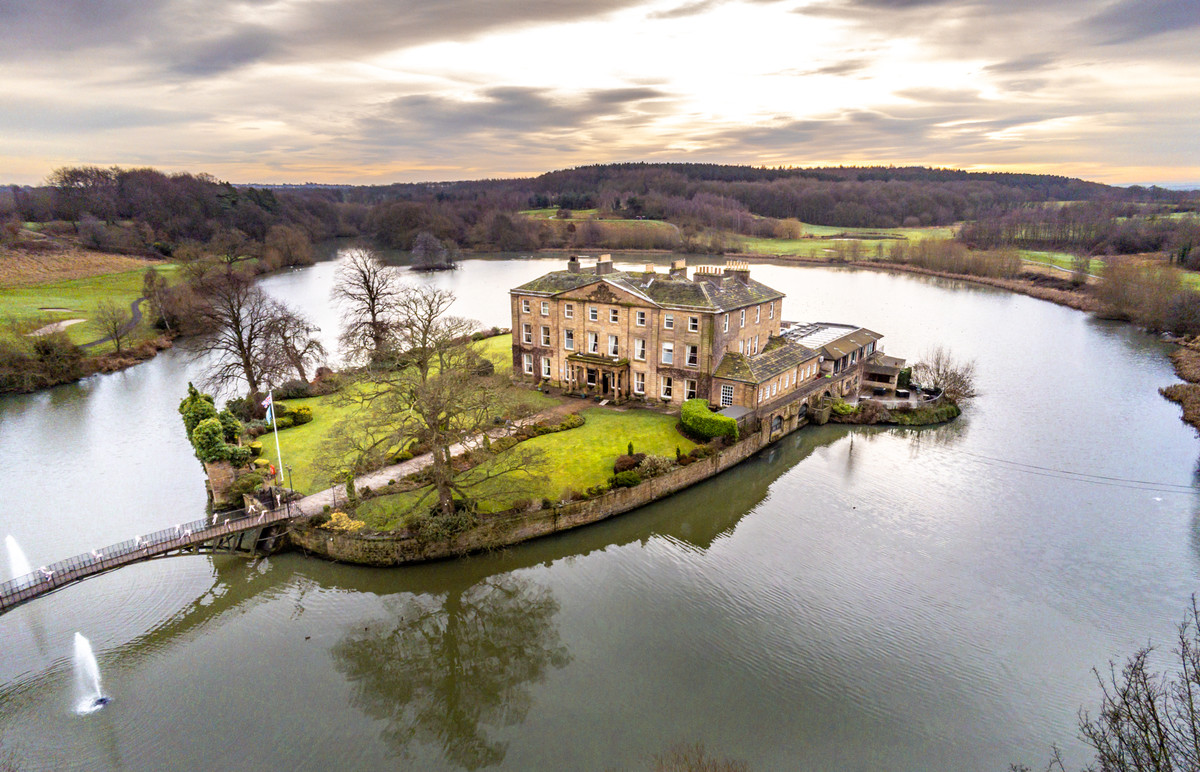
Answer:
[[725, 259, 750, 283], [566, 255, 581, 273], [596, 254, 614, 275], [669, 259, 687, 277]]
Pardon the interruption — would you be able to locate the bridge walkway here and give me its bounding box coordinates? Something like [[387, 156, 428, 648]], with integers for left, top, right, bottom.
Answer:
[[0, 506, 292, 615]]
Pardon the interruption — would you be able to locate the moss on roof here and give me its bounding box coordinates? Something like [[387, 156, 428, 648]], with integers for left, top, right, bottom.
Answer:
[[713, 338, 818, 384], [512, 269, 784, 312]]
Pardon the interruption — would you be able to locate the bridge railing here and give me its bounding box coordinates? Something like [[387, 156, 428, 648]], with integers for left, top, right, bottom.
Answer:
[[0, 508, 259, 606]]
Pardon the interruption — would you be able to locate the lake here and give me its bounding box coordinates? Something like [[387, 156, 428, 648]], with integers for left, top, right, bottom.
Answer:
[[1, 251, 1197, 770]]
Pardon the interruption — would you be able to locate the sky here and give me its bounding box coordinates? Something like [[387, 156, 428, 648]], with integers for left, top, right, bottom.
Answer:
[[1, 0, 1197, 187]]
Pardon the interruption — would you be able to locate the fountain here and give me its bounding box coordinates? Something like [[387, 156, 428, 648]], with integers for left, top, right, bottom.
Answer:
[[6, 535, 33, 586], [73, 633, 109, 713]]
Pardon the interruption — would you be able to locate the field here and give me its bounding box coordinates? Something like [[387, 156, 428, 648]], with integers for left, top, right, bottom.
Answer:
[[0, 256, 180, 347], [737, 223, 954, 258], [355, 406, 697, 530]]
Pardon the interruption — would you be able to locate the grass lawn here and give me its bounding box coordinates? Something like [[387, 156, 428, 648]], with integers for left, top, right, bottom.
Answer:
[[0, 262, 181, 347], [354, 406, 697, 530], [1018, 250, 1104, 274], [273, 334, 555, 495], [738, 223, 954, 258]]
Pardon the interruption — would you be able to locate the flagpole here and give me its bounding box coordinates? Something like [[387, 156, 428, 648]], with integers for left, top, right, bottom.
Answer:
[[269, 389, 284, 485]]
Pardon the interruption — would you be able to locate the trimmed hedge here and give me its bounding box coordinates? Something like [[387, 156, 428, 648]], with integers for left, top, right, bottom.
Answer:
[[680, 399, 738, 441]]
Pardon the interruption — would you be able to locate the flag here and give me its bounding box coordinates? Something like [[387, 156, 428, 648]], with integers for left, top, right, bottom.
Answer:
[[261, 394, 272, 408], [262, 393, 274, 424]]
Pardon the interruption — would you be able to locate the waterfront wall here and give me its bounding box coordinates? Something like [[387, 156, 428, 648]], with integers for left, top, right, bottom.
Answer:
[[288, 423, 780, 566]]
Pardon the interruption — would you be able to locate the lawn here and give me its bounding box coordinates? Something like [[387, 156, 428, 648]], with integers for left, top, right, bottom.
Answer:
[[354, 406, 698, 530], [0, 261, 180, 347], [738, 223, 954, 258], [272, 334, 554, 495], [1018, 250, 1104, 274]]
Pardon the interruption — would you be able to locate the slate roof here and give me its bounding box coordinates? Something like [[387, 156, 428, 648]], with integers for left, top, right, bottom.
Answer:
[[712, 337, 818, 384], [512, 270, 783, 312]]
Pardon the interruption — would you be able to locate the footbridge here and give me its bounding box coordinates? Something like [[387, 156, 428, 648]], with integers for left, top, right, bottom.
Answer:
[[0, 506, 293, 616]]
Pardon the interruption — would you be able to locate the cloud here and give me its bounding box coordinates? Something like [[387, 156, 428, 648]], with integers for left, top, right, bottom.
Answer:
[[649, 0, 726, 19], [982, 54, 1058, 74], [1084, 0, 1200, 43], [348, 85, 674, 164]]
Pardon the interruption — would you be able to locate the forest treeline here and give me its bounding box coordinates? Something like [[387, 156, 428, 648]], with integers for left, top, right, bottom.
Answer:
[[4, 163, 1196, 259], [960, 201, 1200, 262]]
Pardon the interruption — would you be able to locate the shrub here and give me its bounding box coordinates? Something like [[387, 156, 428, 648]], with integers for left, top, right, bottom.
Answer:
[[271, 414, 295, 430], [830, 400, 858, 416], [227, 445, 253, 467], [229, 472, 264, 498], [541, 497, 554, 510], [243, 420, 269, 438], [559, 413, 585, 430], [179, 383, 218, 439], [217, 409, 242, 442], [611, 471, 642, 488], [322, 511, 366, 532], [191, 417, 230, 463], [292, 405, 313, 425], [614, 453, 646, 473], [248, 441, 263, 457], [689, 445, 715, 460], [224, 396, 255, 422], [628, 441, 635, 456], [253, 457, 270, 469], [492, 436, 520, 453], [586, 482, 610, 497], [636, 454, 675, 478], [680, 398, 739, 441], [275, 379, 312, 399], [389, 449, 414, 464]]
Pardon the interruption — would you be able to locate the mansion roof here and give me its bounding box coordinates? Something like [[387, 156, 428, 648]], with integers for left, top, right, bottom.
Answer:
[[712, 337, 818, 385], [512, 269, 784, 313]]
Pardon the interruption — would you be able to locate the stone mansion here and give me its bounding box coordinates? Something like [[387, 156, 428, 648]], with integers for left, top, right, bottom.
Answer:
[[511, 255, 900, 431]]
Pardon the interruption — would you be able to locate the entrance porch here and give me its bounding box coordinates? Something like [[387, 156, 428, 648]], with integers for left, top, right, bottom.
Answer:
[[565, 353, 630, 403]]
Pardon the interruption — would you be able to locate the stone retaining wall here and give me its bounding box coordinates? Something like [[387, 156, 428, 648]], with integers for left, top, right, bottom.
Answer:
[[288, 423, 780, 566]]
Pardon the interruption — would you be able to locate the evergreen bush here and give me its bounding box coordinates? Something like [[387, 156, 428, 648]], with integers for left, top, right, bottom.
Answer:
[[611, 470, 642, 488], [191, 417, 231, 463], [292, 405, 313, 425], [680, 398, 739, 441]]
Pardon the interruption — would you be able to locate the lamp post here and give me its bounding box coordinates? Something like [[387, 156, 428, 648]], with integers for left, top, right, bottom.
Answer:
[[286, 465, 294, 516]]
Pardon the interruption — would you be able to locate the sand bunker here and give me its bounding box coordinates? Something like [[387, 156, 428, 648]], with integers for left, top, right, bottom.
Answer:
[[28, 319, 84, 336]]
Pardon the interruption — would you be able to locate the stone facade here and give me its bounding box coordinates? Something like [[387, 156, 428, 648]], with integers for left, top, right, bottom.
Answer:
[[511, 256, 789, 408]]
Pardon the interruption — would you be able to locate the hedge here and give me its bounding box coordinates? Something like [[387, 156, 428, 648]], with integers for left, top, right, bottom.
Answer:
[[680, 398, 738, 441]]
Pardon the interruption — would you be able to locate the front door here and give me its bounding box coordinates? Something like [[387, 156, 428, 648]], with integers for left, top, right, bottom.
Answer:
[[601, 373, 611, 394]]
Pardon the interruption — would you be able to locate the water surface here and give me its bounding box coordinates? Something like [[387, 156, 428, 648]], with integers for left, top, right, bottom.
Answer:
[[1, 253, 1197, 770]]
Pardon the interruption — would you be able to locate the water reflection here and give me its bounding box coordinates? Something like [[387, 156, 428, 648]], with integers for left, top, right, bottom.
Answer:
[[331, 575, 570, 769]]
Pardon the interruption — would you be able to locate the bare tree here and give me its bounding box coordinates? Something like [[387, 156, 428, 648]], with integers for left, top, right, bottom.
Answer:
[[142, 267, 172, 331], [1016, 599, 1200, 772], [342, 286, 543, 519], [92, 299, 131, 353], [193, 268, 284, 396], [268, 304, 325, 383], [333, 247, 401, 365], [411, 230, 452, 271], [263, 224, 314, 268], [912, 345, 977, 404]]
